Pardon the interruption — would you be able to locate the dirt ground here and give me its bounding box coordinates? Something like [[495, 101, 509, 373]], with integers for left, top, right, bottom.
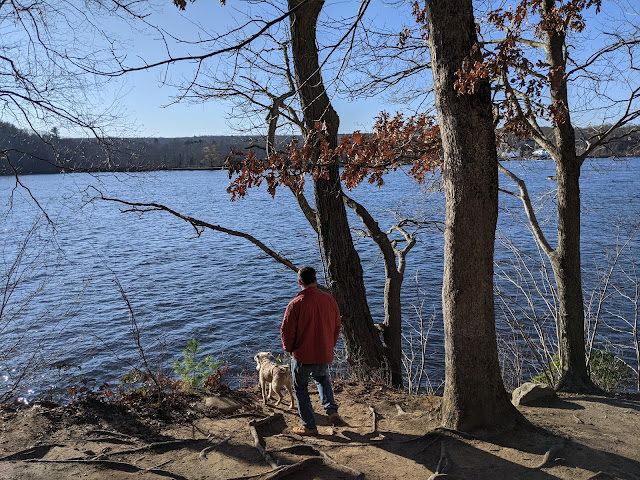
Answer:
[[0, 381, 639, 480]]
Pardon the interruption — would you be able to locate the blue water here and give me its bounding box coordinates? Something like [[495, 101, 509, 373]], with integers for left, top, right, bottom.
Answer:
[[1, 159, 638, 399]]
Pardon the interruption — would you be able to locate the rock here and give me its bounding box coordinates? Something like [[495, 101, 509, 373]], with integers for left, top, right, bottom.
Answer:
[[511, 382, 555, 406], [204, 396, 241, 414]]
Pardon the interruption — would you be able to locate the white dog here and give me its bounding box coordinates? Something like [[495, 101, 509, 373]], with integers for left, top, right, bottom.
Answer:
[[253, 352, 295, 409]]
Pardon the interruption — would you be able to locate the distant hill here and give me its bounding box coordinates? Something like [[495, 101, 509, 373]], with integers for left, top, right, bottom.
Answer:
[[498, 126, 640, 159], [1, 121, 639, 175]]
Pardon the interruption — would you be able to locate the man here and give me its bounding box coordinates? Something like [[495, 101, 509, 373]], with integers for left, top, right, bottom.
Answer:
[[280, 266, 345, 435]]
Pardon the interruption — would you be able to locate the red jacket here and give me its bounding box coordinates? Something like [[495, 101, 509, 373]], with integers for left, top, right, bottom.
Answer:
[[280, 286, 341, 364]]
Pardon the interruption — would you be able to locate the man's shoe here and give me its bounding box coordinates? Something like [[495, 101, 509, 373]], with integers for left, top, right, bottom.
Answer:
[[329, 413, 347, 427], [292, 426, 319, 436]]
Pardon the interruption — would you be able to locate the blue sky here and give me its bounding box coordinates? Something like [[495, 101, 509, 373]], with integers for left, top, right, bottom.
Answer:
[[99, 0, 420, 138], [21, 0, 635, 139]]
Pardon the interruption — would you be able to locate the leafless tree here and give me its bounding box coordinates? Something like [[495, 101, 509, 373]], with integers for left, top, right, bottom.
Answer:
[[478, 0, 640, 392]]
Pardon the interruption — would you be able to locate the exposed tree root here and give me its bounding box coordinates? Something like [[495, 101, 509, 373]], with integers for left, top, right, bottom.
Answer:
[[435, 441, 450, 474], [369, 406, 378, 434], [585, 472, 617, 480], [0, 444, 65, 461], [535, 444, 564, 468], [299, 440, 364, 478], [16, 458, 188, 479], [199, 434, 231, 460], [249, 415, 281, 469], [94, 438, 209, 459], [85, 429, 134, 439], [223, 458, 323, 480], [85, 436, 136, 445], [270, 442, 364, 478]]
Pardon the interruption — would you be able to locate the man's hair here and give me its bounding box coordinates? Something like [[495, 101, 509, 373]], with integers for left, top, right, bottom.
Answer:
[[298, 266, 317, 286]]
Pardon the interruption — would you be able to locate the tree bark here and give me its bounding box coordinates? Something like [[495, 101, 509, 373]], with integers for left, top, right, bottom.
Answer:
[[542, 0, 596, 392], [287, 0, 388, 379], [343, 194, 406, 386], [424, 0, 524, 432]]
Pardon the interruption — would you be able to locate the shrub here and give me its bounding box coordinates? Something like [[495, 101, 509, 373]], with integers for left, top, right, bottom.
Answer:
[[172, 339, 222, 391], [588, 350, 634, 392], [532, 349, 634, 392]]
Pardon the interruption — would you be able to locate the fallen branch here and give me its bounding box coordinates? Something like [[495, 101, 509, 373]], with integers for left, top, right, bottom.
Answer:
[[535, 444, 564, 469], [199, 434, 231, 460]]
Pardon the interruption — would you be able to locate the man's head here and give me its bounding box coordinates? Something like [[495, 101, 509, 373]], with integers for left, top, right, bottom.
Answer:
[[298, 266, 317, 287]]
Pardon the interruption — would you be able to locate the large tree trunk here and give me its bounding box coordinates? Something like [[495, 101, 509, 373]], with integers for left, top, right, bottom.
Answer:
[[542, 0, 596, 392], [287, 0, 388, 379], [425, 0, 524, 433]]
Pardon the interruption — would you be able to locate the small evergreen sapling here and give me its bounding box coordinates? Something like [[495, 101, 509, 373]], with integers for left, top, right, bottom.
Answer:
[[173, 339, 220, 391]]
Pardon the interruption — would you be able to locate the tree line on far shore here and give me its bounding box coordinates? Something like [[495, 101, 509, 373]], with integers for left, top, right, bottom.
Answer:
[[2, 121, 638, 176]]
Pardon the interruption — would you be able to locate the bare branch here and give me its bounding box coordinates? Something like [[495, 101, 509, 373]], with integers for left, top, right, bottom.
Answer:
[[94, 191, 299, 273]]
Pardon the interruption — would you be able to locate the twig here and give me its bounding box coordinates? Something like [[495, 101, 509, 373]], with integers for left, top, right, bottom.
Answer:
[[199, 434, 231, 460]]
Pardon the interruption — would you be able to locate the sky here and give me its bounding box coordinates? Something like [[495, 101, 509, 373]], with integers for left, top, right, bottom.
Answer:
[[8, 0, 636, 139], [93, 0, 420, 138]]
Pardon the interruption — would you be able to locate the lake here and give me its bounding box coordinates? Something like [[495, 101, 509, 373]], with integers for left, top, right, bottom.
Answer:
[[1, 158, 639, 400]]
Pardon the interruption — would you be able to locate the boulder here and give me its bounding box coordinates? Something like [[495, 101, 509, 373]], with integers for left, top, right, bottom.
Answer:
[[511, 382, 555, 406], [204, 396, 241, 414]]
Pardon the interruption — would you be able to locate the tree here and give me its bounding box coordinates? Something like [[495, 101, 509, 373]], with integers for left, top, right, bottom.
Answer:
[[457, 0, 640, 392], [423, 0, 524, 432], [101, 0, 442, 387]]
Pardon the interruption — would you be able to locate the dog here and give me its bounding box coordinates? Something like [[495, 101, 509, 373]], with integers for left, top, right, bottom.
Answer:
[[253, 352, 295, 409]]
